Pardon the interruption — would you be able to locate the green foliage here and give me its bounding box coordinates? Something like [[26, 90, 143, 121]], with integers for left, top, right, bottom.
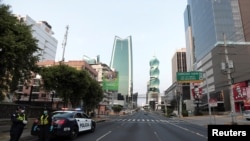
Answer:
[[112, 105, 123, 114], [0, 3, 40, 95], [182, 110, 188, 117], [166, 108, 174, 117], [39, 64, 104, 110], [83, 78, 104, 114], [39, 65, 85, 107]]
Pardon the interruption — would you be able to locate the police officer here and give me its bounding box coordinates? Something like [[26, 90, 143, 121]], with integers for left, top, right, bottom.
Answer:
[[10, 106, 28, 141], [34, 108, 53, 141]]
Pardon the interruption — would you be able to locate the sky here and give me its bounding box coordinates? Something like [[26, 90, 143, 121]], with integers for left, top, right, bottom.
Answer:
[[3, 0, 187, 106]]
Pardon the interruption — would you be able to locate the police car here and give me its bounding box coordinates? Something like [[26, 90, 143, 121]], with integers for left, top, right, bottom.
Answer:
[[31, 109, 96, 140]]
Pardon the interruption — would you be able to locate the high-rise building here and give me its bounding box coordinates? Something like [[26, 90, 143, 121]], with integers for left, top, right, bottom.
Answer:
[[184, 0, 250, 69], [172, 48, 187, 83], [148, 56, 160, 105], [16, 15, 58, 61], [110, 36, 133, 100], [184, 0, 250, 112]]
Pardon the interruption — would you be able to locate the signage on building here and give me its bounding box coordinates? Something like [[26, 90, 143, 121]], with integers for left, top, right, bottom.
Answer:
[[209, 98, 218, 107], [232, 81, 248, 101], [176, 71, 204, 83], [191, 83, 202, 100], [102, 71, 119, 91]]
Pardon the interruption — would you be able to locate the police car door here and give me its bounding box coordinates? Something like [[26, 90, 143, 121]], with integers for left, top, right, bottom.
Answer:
[[75, 113, 90, 132], [82, 113, 91, 131]]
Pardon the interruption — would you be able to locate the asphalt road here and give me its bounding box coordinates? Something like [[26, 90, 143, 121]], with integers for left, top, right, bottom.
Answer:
[[1, 111, 249, 141]]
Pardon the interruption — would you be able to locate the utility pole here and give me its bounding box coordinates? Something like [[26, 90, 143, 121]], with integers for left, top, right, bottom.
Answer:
[[204, 71, 212, 124], [61, 25, 69, 62], [223, 33, 237, 124]]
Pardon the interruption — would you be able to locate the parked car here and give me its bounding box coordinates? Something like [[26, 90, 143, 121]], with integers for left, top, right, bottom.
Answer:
[[31, 109, 96, 140], [243, 110, 250, 120]]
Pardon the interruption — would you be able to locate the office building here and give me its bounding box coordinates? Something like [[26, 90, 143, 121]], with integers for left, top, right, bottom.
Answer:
[[184, 0, 250, 112], [148, 56, 160, 106], [110, 36, 133, 104], [16, 15, 58, 61]]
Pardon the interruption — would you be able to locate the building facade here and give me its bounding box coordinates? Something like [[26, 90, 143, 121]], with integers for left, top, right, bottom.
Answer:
[[165, 48, 191, 115], [147, 56, 160, 108], [110, 36, 133, 102], [16, 15, 58, 61], [184, 0, 250, 112]]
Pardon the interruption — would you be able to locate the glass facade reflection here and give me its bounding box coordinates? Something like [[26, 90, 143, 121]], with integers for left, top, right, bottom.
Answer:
[[110, 36, 133, 97], [186, 0, 244, 61]]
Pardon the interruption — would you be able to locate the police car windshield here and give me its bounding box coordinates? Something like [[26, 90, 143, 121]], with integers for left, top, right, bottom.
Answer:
[[52, 112, 74, 118]]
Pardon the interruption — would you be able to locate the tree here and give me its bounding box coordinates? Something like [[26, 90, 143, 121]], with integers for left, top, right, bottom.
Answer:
[[82, 78, 103, 114], [0, 2, 40, 101], [69, 70, 91, 108], [112, 105, 123, 115], [39, 64, 104, 110]]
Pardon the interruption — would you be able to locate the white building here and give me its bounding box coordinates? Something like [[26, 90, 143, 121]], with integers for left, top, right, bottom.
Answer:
[[16, 15, 58, 61]]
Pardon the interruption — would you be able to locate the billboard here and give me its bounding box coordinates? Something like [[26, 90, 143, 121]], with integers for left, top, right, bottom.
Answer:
[[233, 81, 248, 101], [102, 71, 119, 91], [232, 81, 250, 110], [191, 83, 202, 100]]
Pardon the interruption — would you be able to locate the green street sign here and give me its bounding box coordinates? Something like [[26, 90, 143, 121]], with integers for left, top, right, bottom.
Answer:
[[176, 71, 204, 83]]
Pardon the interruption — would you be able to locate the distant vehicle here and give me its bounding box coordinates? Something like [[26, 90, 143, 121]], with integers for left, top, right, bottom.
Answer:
[[31, 109, 96, 140], [243, 110, 250, 120]]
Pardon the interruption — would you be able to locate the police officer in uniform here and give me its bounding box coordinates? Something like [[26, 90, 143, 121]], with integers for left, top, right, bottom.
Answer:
[[10, 106, 28, 141], [34, 108, 53, 141]]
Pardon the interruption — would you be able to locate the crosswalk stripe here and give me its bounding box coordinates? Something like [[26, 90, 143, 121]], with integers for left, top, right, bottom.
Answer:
[[113, 118, 185, 123]]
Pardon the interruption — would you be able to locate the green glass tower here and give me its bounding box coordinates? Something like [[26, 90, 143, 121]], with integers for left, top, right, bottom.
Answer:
[[110, 36, 133, 98]]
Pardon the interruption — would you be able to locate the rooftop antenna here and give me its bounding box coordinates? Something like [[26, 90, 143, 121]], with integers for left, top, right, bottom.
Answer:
[[62, 25, 69, 62]]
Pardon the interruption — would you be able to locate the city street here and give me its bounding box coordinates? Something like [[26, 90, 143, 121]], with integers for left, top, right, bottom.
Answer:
[[1, 110, 250, 141]]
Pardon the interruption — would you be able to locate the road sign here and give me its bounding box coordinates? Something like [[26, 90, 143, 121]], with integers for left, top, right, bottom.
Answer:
[[176, 71, 204, 83], [209, 98, 218, 107]]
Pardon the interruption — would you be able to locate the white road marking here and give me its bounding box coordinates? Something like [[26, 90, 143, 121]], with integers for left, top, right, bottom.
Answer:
[[96, 131, 112, 141]]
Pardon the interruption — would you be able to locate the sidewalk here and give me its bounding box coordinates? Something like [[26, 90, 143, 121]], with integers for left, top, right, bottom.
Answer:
[[0, 117, 107, 141], [181, 114, 250, 126]]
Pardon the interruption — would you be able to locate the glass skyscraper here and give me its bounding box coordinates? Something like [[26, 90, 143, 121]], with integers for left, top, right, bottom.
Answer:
[[185, 0, 249, 63], [184, 0, 250, 112], [110, 36, 133, 98]]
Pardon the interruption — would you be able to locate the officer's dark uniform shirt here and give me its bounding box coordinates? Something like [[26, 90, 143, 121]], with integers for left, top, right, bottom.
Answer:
[[10, 112, 27, 129], [10, 111, 27, 141]]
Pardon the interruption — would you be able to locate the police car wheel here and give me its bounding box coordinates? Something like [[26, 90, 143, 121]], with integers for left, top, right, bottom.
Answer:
[[90, 124, 95, 132], [69, 126, 78, 139]]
